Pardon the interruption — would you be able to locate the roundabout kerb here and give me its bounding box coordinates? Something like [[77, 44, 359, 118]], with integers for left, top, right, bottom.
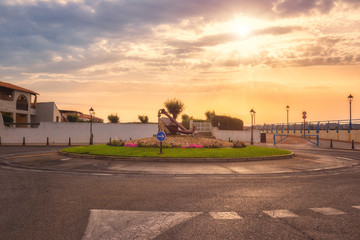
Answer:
[[58, 149, 294, 163]]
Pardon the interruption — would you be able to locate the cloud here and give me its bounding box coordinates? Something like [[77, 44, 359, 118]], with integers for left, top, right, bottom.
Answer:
[[0, 0, 359, 80], [253, 26, 305, 35], [273, 0, 359, 16]]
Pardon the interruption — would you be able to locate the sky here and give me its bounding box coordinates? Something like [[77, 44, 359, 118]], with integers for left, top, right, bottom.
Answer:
[[1, 0, 359, 125]]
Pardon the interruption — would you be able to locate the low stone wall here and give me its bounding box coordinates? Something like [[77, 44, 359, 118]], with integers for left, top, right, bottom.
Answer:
[[211, 126, 260, 143], [0, 120, 158, 145]]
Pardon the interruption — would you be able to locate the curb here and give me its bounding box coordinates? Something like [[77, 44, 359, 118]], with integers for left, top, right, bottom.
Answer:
[[58, 150, 294, 163]]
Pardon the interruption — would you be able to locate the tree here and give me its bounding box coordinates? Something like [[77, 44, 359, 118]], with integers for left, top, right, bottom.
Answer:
[[138, 115, 149, 123], [205, 110, 216, 120], [67, 114, 78, 122], [164, 98, 184, 120], [108, 114, 119, 123], [181, 114, 190, 122]]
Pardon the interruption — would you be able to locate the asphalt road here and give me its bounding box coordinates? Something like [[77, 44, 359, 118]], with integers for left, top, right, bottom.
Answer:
[[1, 140, 360, 240]]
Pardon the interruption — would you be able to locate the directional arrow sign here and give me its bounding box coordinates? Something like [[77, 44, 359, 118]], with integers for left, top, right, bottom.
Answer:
[[156, 131, 166, 142]]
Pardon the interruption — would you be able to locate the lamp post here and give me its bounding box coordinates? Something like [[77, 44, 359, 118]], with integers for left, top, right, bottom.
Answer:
[[250, 109, 256, 145], [348, 94, 353, 130], [89, 107, 94, 145], [286, 105, 290, 125]]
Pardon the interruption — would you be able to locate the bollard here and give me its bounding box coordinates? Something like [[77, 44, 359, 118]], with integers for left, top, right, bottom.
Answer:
[[23, 137, 26, 146], [352, 140, 355, 150], [68, 137, 71, 146], [0, 137, 1, 145], [330, 139, 333, 148], [46, 137, 49, 146]]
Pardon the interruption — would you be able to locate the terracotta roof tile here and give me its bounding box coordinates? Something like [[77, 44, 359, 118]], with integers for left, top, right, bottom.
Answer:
[[0, 81, 39, 95]]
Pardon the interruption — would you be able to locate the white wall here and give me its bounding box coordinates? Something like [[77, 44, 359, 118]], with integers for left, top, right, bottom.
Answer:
[[0, 113, 260, 145], [211, 125, 261, 143], [34, 102, 62, 123], [0, 119, 158, 145]]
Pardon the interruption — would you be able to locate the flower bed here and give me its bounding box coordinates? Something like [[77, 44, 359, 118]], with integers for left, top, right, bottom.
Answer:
[[108, 135, 245, 148]]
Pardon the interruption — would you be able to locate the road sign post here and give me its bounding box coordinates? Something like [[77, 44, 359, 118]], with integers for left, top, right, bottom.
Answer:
[[302, 111, 307, 137], [156, 131, 166, 154]]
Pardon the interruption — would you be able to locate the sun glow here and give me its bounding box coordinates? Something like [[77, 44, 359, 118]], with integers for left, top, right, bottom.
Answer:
[[235, 25, 251, 37]]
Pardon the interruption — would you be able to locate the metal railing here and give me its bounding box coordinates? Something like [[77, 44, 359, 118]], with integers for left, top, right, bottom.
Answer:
[[191, 121, 211, 132], [257, 119, 360, 134]]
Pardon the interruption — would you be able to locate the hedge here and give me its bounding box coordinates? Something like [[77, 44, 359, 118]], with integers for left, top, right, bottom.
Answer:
[[211, 115, 244, 130]]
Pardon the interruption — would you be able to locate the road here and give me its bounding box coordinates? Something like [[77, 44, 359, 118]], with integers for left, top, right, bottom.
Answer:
[[1, 139, 360, 240]]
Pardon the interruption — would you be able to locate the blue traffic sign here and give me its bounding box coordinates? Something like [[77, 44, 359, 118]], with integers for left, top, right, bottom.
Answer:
[[156, 131, 166, 141]]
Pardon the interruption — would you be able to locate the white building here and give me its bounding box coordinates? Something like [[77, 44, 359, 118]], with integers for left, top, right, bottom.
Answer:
[[0, 81, 61, 127]]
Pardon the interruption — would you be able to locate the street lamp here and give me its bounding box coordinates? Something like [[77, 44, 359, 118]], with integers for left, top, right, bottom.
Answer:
[[89, 107, 94, 145], [286, 105, 290, 125], [250, 109, 256, 145], [348, 94, 353, 130]]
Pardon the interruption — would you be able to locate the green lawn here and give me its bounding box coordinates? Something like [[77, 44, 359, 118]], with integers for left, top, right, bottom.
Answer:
[[61, 145, 291, 158]]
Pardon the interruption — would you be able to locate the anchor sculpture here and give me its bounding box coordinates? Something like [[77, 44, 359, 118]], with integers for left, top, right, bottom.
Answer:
[[158, 109, 196, 135]]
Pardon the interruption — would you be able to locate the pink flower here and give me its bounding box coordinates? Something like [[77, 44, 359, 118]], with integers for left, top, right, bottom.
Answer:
[[124, 143, 138, 147], [182, 144, 203, 148]]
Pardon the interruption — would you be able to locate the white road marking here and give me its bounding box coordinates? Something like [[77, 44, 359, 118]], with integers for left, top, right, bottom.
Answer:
[[61, 158, 71, 161], [352, 206, 360, 210], [82, 210, 202, 240], [336, 157, 354, 161], [209, 211, 243, 220], [263, 210, 298, 218], [309, 207, 346, 215]]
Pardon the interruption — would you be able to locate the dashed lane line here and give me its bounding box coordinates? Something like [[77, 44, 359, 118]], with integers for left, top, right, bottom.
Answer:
[[352, 206, 360, 210], [3, 153, 57, 159], [263, 209, 299, 218], [209, 211, 243, 220], [336, 157, 356, 161], [309, 207, 346, 215]]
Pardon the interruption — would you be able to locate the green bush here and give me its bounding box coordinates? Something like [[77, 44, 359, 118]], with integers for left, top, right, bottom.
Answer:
[[108, 114, 119, 123], [67, 114, 79, 122], [211, 115, 244, 130], [2, 113, 14, 127], [138, 115, 149, 123]]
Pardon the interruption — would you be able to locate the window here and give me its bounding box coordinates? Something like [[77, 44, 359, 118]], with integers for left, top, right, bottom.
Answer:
[[0, 87, 14, 101], [16, 95, 28, 111]]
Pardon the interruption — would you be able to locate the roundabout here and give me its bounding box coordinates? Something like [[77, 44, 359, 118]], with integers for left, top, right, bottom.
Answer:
[[59, 144, 293, 163], [1, 143, 358, 177]]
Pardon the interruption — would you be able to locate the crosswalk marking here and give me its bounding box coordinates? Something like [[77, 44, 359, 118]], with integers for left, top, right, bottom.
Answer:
[[309, 207, 346, 215], [82, 210, 202, 240], [263, 209, 298, 218], [209, 211, 243, 220], [82, 206, 360, 239]]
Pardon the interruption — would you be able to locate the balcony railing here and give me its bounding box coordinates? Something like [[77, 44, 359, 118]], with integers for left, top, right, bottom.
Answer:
[[16, 103, 28, 111]]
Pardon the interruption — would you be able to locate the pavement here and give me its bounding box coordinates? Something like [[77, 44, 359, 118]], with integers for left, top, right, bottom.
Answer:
[[1, 136, 359, 176]]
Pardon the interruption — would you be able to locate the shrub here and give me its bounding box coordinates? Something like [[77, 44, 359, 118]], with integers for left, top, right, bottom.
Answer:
[[205, 110, 216, 120], [164, 98, 184, 120], [108, 137, 125, 146], [2, 113, 13, 123], [2, 113, 14, 127], [67, 114, 78, 122], [138, 115, 149, 123], [211, 115, 244, 130], [108, 114, 119, 123], [233, 141, 246, 148]]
